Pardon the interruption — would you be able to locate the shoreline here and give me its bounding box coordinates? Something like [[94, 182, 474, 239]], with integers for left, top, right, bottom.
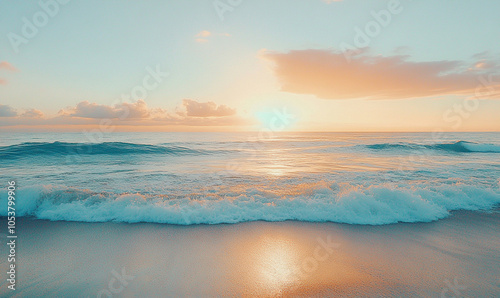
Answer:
[[2, 206, 499, 227], [1, 209, 499, 297]]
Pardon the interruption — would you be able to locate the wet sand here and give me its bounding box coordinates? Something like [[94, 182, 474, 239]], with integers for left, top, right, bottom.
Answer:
[[1, 210, 499, 297]]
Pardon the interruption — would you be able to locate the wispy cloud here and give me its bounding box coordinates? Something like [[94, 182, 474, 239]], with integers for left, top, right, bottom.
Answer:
[[0, 61, 18, 85], [262, 49, 500, 100], [194, 30, 230, 43], [195, 30, 212, 38], [0, 61, 18, 71]]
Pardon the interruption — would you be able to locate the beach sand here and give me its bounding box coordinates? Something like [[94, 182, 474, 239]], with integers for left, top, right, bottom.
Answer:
[[1, 210, 499, 297]]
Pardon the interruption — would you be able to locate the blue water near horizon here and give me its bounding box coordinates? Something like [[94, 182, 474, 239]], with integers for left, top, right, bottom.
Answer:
[[1, 132, 499, 225]]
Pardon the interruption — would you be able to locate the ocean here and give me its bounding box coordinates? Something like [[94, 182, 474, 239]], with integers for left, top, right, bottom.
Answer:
[[1, 132, 499, 225]]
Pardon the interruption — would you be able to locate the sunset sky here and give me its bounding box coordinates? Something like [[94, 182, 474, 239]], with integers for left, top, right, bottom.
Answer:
[[1, 0, 499, 131]]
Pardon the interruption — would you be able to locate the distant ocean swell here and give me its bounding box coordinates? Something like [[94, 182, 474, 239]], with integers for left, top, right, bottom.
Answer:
[[0, 142, 221, 158], [365, 141, 500, 153], [1, 140, 499, 159], [1, 183, 499, 225]]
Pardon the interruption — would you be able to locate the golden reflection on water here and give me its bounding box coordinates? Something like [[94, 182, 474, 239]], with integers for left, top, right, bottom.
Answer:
[[237, 150, 401, 178]]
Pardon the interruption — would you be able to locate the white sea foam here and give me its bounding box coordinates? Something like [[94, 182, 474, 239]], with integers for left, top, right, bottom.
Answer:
[[1, 183, 499, 225]]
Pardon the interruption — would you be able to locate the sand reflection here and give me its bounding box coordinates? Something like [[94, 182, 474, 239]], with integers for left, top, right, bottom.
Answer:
[[227, 224, 378, 297]]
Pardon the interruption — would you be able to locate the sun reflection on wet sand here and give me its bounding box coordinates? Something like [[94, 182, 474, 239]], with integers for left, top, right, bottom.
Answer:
[[227, 224, 380, 297], [229, 231, 301, 296], [253, 236, 298, 293]]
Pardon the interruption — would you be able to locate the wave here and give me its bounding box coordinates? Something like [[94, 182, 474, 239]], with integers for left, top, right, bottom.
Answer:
[[1, 183, 499, 225], [366, 141, 500, 153], [0, 142, 218, 158]]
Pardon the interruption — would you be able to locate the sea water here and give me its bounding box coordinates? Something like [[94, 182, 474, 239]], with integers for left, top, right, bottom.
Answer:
[[1, 132, 499, 225]]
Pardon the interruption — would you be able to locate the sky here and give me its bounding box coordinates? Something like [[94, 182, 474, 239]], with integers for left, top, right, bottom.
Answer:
[[0, 0, 499, 132]]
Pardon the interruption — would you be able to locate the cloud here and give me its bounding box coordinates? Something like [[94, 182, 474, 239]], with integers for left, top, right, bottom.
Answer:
[[69, 99, 150, 119], [195, 30, 211, 37], [472, 61, 495, 70], [194, 30, 230, 43], [0, 99, 245, 128], [0, 104, 17, 117], [0, 61, 17, 72], [262, 49, 500, 100], [66, 99, 235, 119], [0, 61, 17, 85], [21, 109, 44, 118], [182, 99, 236, 117]]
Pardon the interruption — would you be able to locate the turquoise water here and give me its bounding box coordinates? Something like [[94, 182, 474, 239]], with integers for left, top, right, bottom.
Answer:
[[1, 132, 499, 225]]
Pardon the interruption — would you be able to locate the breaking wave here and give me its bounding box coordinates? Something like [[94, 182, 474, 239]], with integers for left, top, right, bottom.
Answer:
[[1, 182, 499, 225]]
